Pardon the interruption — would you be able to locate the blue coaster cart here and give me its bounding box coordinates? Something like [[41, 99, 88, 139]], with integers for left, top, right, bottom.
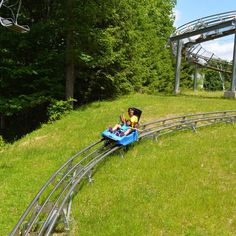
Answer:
[[101, 107, 142, 146]]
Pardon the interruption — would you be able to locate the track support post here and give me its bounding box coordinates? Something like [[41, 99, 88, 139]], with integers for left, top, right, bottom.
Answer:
[[174, 40, 183, 94], [224, 31, 236, 98], [194, 64, 198, 92], [231, 32, 236, 91]]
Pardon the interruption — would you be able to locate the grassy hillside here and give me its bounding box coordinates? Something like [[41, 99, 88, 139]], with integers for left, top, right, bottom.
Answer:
[[1, 92, 236, 235]]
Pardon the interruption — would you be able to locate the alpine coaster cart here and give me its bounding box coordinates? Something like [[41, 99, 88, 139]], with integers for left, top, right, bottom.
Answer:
[[0, 0, 29, 33]]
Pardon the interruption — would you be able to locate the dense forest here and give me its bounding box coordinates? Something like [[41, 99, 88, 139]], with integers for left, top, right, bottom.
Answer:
[[0, 0, 177, 141], [0, 0, 230, 142], [0, 0, 176, 110]]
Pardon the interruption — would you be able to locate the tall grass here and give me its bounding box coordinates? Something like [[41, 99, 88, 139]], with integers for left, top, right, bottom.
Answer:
[[0, 92, 236, 235]]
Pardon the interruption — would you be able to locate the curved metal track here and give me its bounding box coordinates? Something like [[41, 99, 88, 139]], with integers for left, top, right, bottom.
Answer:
[[172, 11, 236, 40], [171, 41, 232, 74], [186, 44, 232, 74], [170, 10, 236, 73], [10, 110, 236, 235]]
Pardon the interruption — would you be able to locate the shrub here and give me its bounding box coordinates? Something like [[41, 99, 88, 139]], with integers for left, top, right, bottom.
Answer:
[[47, 98, 76, 122], [0, 136, 5, 148]]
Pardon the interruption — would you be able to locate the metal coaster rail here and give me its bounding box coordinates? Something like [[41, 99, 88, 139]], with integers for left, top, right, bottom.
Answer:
[[139, 110, 236, 140], [173, 10, 236, 37], [10, 140, 120, 236], [10, 110, 236, 235], [170, 10, 236, 81]]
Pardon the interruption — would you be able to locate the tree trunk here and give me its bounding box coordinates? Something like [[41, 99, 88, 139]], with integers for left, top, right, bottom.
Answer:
[[65, 0, 75, 101]]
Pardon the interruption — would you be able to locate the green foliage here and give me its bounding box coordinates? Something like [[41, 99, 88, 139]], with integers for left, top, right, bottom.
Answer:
[[197, 59, 231, 91], [180, 59, 195, 89], [0, 0, 178, 143], [0, 0, 176, 115], [75, 0, 177, 101], [204, 70, 223, 91], [0, 95, 48, 116], [0, 2, 65, 116], [0, 136, 5, 148], [47, 98, 76, 122], [203, 69, 231, 91]]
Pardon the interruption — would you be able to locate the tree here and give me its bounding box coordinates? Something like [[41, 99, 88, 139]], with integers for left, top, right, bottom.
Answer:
[[65, 0, 76, 100], [0, 0, 177, 111]]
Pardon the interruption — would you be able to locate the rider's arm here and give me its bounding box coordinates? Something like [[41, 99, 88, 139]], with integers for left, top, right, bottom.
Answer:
[[120, 113, 126, 124]]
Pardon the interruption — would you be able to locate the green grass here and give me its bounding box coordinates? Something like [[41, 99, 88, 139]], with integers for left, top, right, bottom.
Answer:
[[1, 92, 236, 235], [73, 126, 236, 236]]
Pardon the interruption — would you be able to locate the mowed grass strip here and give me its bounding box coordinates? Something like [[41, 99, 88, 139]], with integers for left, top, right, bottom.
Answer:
[[73, 124, 236, 236], [0, 92, 236, 235]]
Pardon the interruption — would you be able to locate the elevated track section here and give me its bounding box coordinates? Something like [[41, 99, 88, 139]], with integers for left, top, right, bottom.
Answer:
[[10, 110, 236, 236], [171, 11, 236, 44], [170, 11, 236, 96], [186, 44, 232, 74]]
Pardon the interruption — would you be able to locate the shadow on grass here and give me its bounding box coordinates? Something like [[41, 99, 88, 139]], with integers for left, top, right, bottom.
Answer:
[[176, 91, 226, 100]]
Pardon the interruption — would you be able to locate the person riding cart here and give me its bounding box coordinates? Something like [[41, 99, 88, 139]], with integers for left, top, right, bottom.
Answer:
[[109, 108, 139, 137], [102, 107, 142, 146]]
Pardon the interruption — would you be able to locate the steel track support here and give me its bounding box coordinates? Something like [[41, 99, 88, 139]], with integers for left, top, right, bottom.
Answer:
[[119, 147, 126, 158], [62, 192, 73, 231], [194, 64, 198, 92], [191, 124, 197, 132], [174, 40, 183, 94], [224, 32, 236, 98], [219, 71, 225, 91], [87, 170, 93, 183], [232, 32, 236, 91], [152, 131, 160, 141]]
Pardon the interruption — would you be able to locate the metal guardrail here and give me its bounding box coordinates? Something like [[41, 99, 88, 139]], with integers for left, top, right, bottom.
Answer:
[[170, 10, 236, 74], [9, 140, 121, 236], [10, 110, 236, 235], [186, 44, 232, 73], [173, 10, 236, 36], [139, 110, 236, 140], [171, 41, 232, 75]]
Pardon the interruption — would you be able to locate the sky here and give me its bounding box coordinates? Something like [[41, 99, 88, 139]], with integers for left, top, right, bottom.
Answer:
[[173, 0, 236, 61]]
